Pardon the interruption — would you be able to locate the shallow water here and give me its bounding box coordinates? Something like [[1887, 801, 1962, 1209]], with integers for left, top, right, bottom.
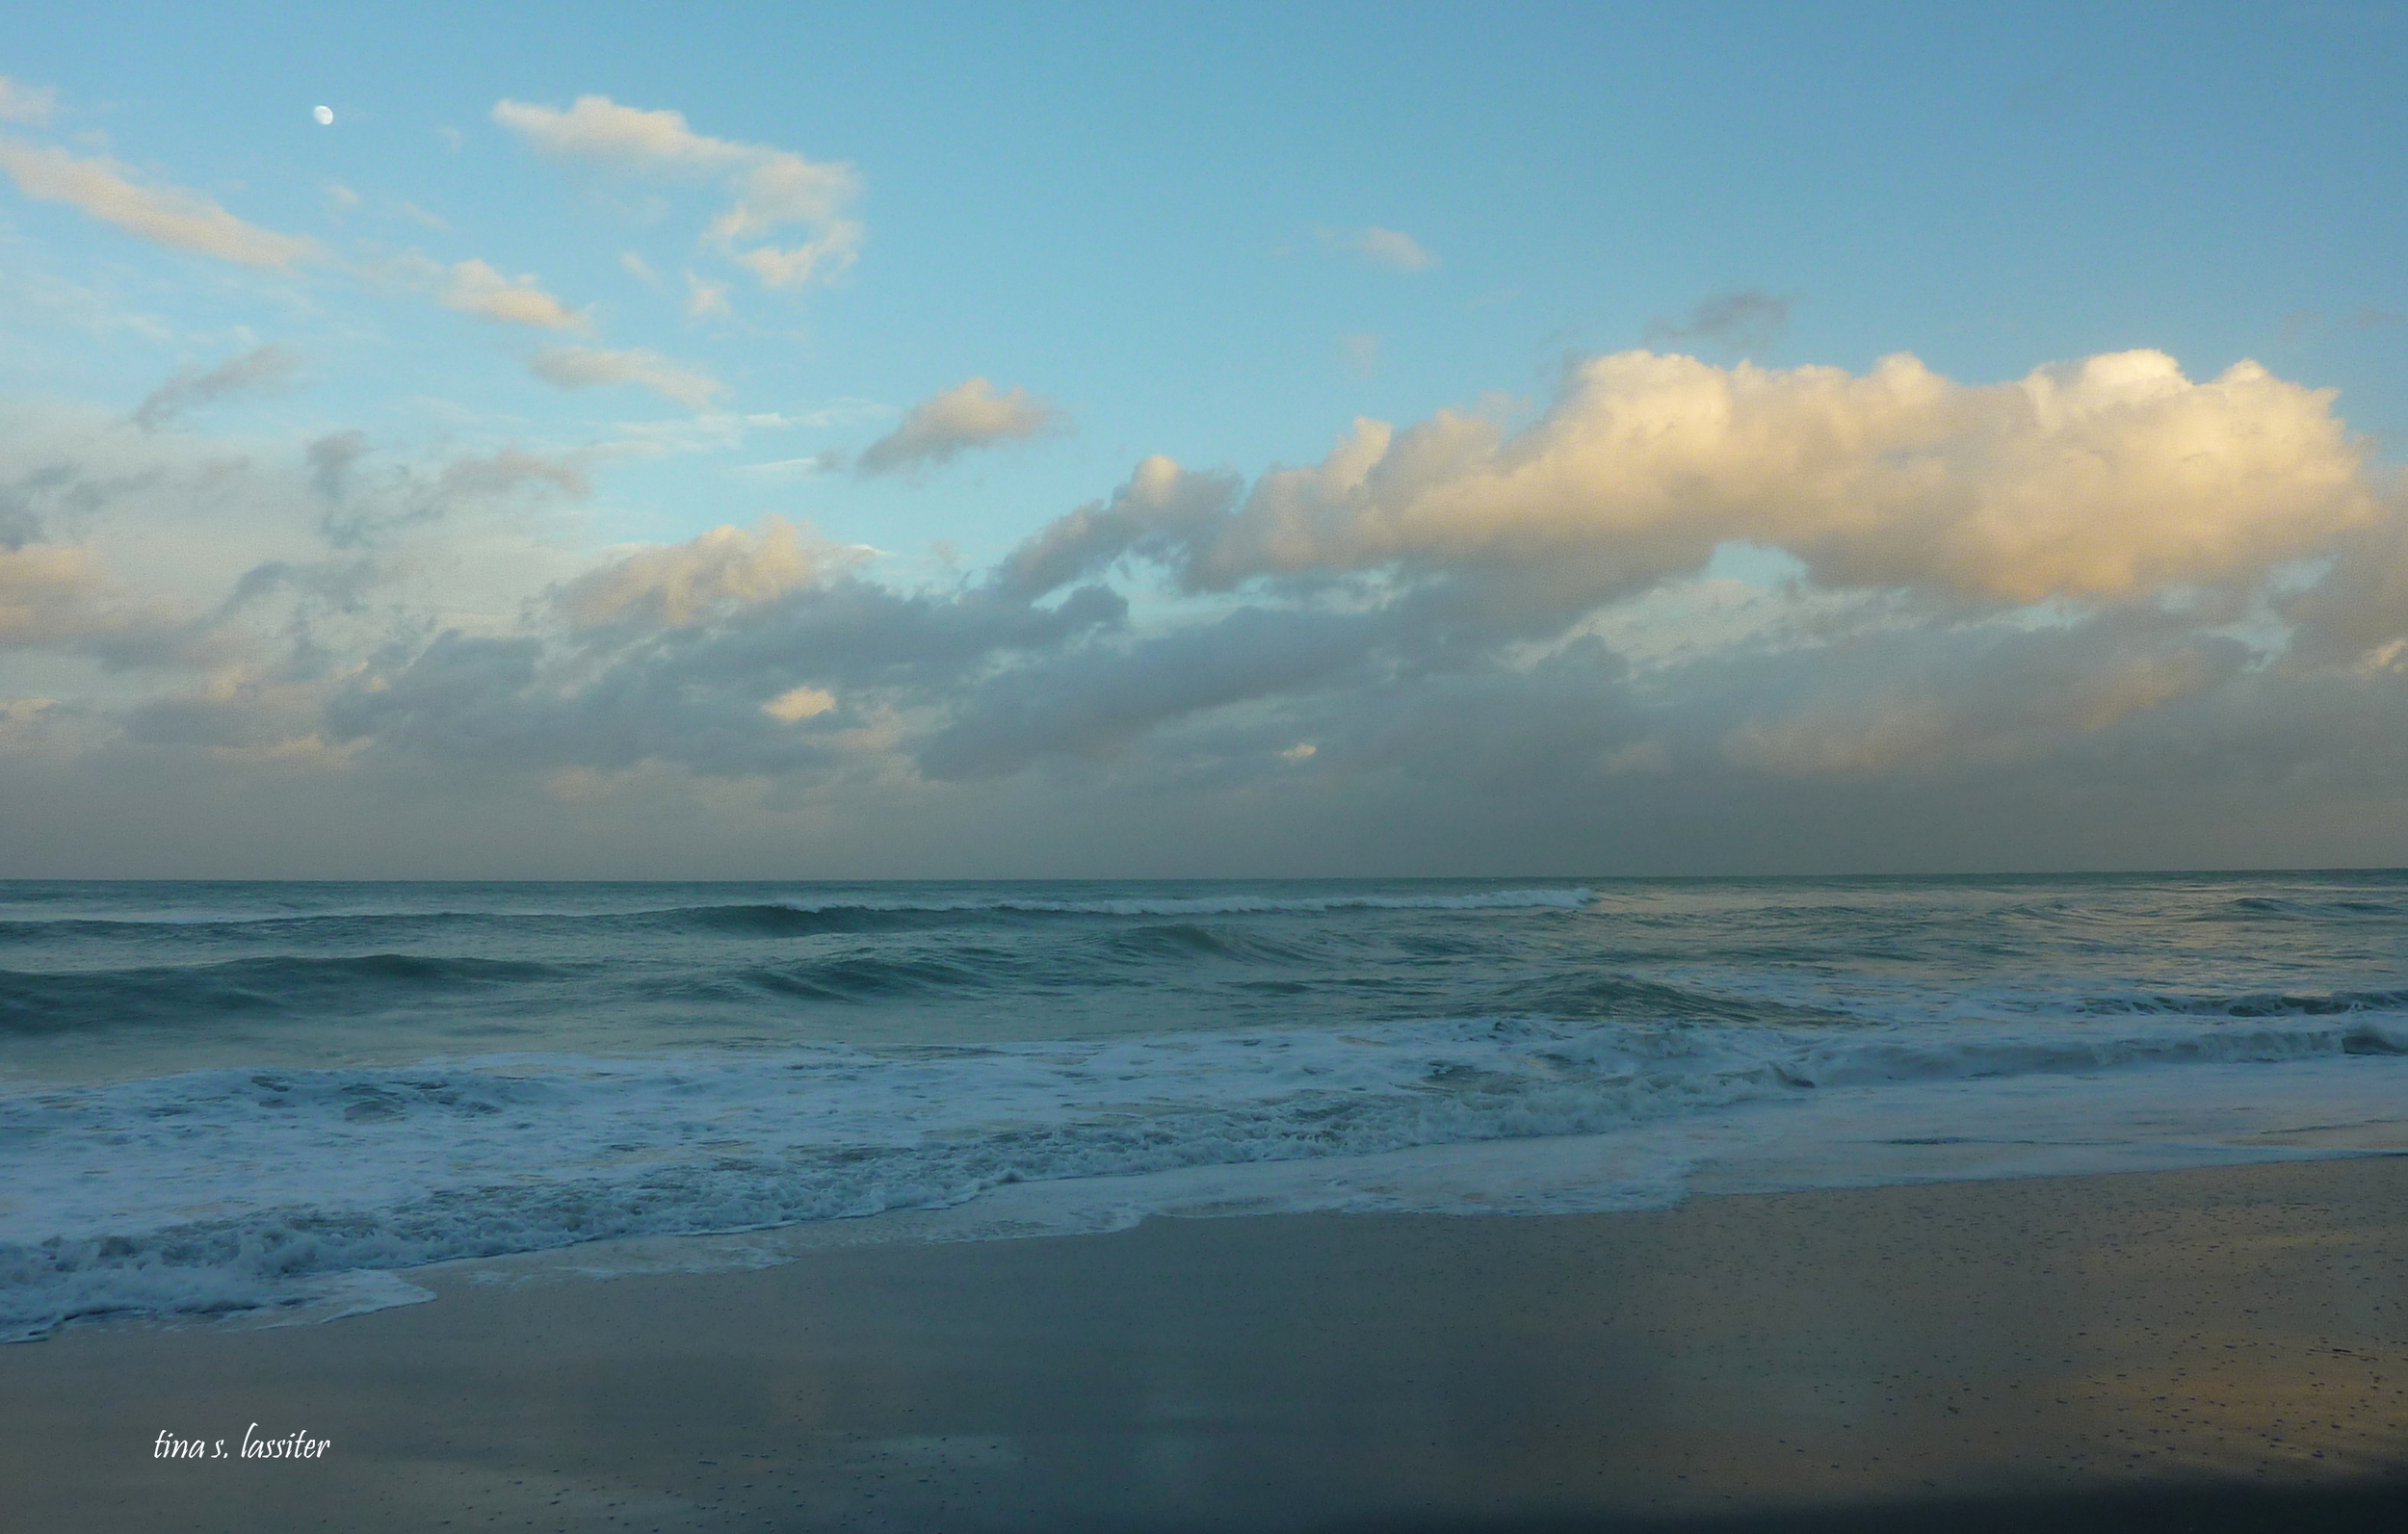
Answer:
[[5, 871, 2405, 1339]]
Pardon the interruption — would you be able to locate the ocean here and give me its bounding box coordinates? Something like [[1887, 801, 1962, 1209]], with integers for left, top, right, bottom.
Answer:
[[4, 871, 2405, 1342]]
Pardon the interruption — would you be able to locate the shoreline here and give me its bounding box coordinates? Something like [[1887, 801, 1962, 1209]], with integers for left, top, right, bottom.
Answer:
[[4, 1156, 2404, 1531]]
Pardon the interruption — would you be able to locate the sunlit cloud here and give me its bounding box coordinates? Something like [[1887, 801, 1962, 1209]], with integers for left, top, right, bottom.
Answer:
[[438, 258, 589, 330], [1321, 224, 1437, 271], [492, 94, 862, 291], [0, 140, 319, 269], [855, 377, 1064, 477], [1003, 349, 2379, 611], [529, 345, 724, 409], [557, 516, 857, 629]]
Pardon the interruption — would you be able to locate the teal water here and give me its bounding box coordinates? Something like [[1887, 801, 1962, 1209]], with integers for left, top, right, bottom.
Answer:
[[4, 871, 2404, 1339]]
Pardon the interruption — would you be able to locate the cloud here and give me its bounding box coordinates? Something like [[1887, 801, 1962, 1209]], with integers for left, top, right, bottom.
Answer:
[[1322, 225, 1437, 271], [1339, 333, 1379, 378], [327, 532, 1127, 779], [491, 95, 862, 291], [992, 455, 1240, 601], [762, 685, 835, 722], [439, 259, 589, 330], [2287, 306, 2408, 342], [307, 432, 589, 549], [559, 517, 854, 629], [683, 272, 731, 320], [916, 605, 1376, 779], [1643, 291, 1793, 353], [1714, 619, 2241, 778], [2275, 507, 2408, 667], [133, 345, 305, 430], [0, 398, 616, 791], [529, 345, 724, 409], [0, 140, 319, 269], [491, 95, 755, 174], [855, 377, 1065, 477], [0, 543, 111, 644], [0, 77, 57, 126], [727, 230, 861, 290], [1000, 349, 2381, 612], [12, 336, 2408, 879]]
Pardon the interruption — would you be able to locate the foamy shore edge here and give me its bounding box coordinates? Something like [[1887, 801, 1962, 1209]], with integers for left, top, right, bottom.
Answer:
[[4, 1156, 2405, 1532]]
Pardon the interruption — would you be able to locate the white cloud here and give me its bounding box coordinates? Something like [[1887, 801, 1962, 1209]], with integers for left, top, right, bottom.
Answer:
[[492, 95, 861, 291], [1322, 225, 1437, 271], [856, 377, 1065, 476], [491, 95, 754, 174], [762, 685, 836, 722], [1013, 349, 2382, 611], [683, 271, 731, 320], [0, 77, 57, 126], [528, 345, 724, 409], [0, 140, 319, 269], [728, 224, 862, 290], [439, 259, 589, 330]]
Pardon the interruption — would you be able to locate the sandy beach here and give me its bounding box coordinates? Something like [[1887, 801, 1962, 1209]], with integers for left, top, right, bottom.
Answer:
[[4, 1155, 2403, 1532]]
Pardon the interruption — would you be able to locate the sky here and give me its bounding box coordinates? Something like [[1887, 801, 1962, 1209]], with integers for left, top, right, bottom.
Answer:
[[2, 1, 2405, 878]]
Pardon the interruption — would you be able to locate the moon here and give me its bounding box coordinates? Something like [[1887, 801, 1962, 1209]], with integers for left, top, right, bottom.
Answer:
[[314, 105, 333, 126]]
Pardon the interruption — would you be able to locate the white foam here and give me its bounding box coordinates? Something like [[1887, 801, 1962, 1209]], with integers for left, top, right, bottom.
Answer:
[[4, 1007, 2403, 1339]]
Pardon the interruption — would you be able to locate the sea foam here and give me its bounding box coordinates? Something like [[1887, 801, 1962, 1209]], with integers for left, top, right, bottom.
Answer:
[[5, 1006, 2403, 1339]]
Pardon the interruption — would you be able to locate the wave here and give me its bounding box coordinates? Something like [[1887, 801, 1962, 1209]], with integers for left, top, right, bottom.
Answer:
[[2191, 897, 2408, 923], [6, 1007, 2405, 1339], [0, 954, 568, 1034], [1497, 973, 1866, 1027], [2066, 987, 2408, 1020], [0, 887, 1593, 946], [675, 888, 1594, 930]]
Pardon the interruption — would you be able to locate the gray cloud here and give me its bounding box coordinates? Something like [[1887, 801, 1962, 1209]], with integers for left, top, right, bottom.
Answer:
[[309, 435, 587, 549], [10, 344, 2408, 876], [133, 345, 304, 430], [1643, 291, 1793, 354], [327, 572, 1126, 778], [265, 349, 2408, 818], [918, 606, 1378, 780]]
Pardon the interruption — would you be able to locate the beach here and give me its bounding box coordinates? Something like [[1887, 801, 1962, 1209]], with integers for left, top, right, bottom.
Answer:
[[5, 1155, 2403, 1532]]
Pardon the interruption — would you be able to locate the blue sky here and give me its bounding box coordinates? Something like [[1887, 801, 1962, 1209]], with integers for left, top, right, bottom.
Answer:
[[3, 4, 2406, 875]]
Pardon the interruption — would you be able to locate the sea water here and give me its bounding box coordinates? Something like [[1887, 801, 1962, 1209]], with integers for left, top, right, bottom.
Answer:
[[4, 872, 2404, 1339]]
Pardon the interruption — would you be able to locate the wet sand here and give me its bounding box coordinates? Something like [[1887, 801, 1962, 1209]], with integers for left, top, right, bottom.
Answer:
[[3, 1156, 2404, 1532]]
